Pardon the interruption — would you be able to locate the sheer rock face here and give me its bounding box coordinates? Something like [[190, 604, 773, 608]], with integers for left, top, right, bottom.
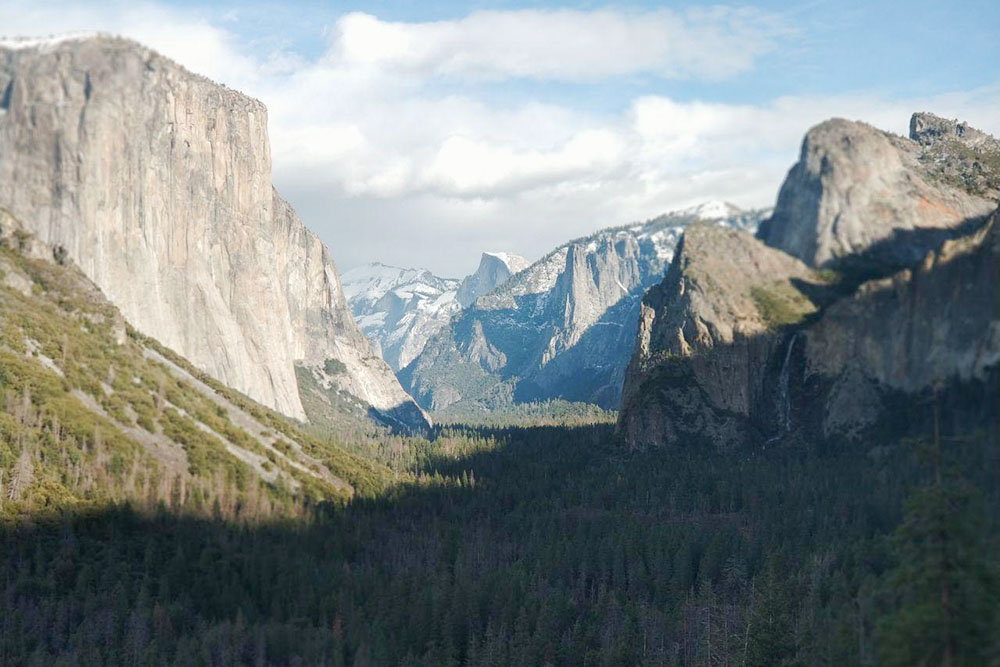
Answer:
[[619, 225, 821, 449], [759, 115, 997, 268], [0, 35, 427, 428], [456, 252, 530, 308], [401, 206, 766, 412], [804, 212, 1000, 437], [621, 213, 1000, 450], [620, 113, 1000, 450]]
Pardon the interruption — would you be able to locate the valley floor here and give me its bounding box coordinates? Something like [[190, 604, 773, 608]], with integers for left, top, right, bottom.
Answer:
[[2, 410, 998, 666]]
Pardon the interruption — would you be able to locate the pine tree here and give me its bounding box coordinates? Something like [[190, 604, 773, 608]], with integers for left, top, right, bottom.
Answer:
[[746, 567, 797, 667], [878, 403, 998, 667]]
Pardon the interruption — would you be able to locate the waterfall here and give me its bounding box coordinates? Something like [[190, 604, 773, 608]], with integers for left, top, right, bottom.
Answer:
[[776, 332, 801, 433]]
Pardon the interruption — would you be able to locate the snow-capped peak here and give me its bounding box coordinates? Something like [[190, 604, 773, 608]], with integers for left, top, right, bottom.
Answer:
[[482, 251, 531, 275], [679, 200, 742, 221], [341, 262, 456, 303]]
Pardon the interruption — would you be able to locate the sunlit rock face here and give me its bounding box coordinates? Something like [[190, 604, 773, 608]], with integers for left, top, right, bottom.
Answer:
[[0, 35, 427, 429], [759, 115, 996, 269]]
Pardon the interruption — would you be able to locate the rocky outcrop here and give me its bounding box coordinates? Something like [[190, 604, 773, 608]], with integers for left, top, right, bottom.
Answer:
[[804, 211, 1000, 438], [621, 114, 1000, 450], [910, 112, 1000, 154], [401, 204, 767, 412], [908, 112, 1000, 200], [0, 35, 427, 429], [758, 114, 997, 269], [619, 225, 823, 449], [455, 252, 530, 308]]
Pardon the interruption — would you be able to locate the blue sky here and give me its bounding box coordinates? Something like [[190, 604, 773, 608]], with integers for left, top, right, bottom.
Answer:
[[3, 1, 998, 274], [160, 0, 1000, 103]]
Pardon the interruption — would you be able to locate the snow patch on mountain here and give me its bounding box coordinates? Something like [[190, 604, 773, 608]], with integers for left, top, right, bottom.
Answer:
[[679, 200, 743, 220], [344, 251, 531, 372], [341, 263, 462, 371]]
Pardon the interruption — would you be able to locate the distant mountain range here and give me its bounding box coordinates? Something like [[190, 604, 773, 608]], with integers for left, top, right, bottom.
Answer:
[[342, 251, 529, 372], [395, 202, 769, 413]]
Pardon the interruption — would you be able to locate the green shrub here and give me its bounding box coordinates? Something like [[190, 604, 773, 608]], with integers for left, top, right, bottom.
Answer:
[[750, 282, 815, 329], [324, 358, 347, 375]]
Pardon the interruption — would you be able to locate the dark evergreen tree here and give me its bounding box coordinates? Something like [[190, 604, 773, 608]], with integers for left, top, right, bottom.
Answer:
[[878, 404, 998, 667]]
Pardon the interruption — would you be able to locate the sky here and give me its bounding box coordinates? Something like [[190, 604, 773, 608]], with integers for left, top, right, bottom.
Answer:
[[2, 1, 999, 276]]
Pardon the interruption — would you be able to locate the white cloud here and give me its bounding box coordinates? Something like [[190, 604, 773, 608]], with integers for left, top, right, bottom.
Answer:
[[0, 1, 276, 89], [327, 7, 788, 81], [419, 129, 625, 197], [2, 1, 999, 275]]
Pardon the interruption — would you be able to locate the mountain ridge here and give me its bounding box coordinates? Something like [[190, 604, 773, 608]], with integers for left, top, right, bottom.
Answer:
[[341, 250, 528, 372], [401, 202, 769, 413]]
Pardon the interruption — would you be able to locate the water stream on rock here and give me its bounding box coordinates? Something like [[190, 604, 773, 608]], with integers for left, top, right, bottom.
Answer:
[[776, 332, 801, 434]]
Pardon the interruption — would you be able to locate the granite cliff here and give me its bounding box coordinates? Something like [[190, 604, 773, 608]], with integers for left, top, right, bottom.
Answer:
[[0, 35, 427, 430], [620, 224, 824, 449], [758, 115, 997, 270], [455, 252, 530, 308], [621, 113, 1000, 449]]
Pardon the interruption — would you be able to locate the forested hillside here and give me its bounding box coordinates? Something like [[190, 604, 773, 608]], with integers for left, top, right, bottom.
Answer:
[[0, 216, 401, 519], [2, 401, 997, 665]]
